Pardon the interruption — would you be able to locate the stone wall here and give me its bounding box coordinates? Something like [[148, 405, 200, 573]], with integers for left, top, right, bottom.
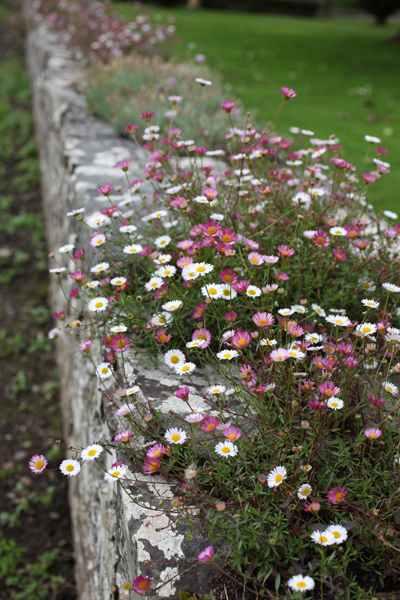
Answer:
[[24, 9, 213, 600]]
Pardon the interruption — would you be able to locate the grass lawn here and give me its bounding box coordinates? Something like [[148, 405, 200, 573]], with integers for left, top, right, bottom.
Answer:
[[115, 3, 400, 213]]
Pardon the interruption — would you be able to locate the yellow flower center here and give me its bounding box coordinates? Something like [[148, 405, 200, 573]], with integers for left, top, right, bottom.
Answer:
[[207, 227, 217, 235], [222, 234, 232, 243], [258, 319, 268, 326], [223, 275, 232, 283], [207, 424, 216, 431], [170, 356, 180, 364], [237, 338, 247, 347], [159, 335, 168, 342], [369, 433, 377, 439], [116, 340, 126, 349], [139, 581, 149, 591], [250, 258, 259, 264], [196, 266, 206, 272], [171, 434, 180, 442], [164, 270, 171, 275], [101, 368, 109, 375], [208, 288, 217, 295], [297, 582, 307, 589], [316, 237, 325, 245], [149, 462, 158, 472], [35, 460, 44, 470], [151, 282, 158, 287], [332, 531, 341, 538], [223, 289, 230, 296], [197, 334, 207, 340], [223, 353, 231, 358], [95, 301, 103, 308], [275, 474, 282, 483], [331, 402, 338, 408], [66, 464, 74, 472], [154, 450, 162, 458], [221, 446, 231, 453], [319, 536, 328, 543], [112, 471, 120, 477], [182, 365, 190, 372], [363, 327, 371, 333], [228, 434, 236, 441], [87, 449, 96, 457], [248, 290, 256, 295]]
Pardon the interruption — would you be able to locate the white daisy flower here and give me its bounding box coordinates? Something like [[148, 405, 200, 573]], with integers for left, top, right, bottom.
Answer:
[[216, 350, 239, 360], [327, 398, 344, 410], [311, 304, 326, 317], [150, 312, 173, 327], [305, 333, 323, 343], [104, 464, 128, 483], [207, 385, 226, 394], [201, 284, 223, 299], [361, 299, 379, 309], [194, 195, 209, 204], [383, 210, 398, 220], [165, 427, 187, 444], [278, 308, 294, 316], [81, 444, 103, 461], [195, 78, 212, 86], [86, 212, 110, 228], [292, 192, 311, 210], [154, 235, 171, 249], [60, 459, 81, 477], [192, 262, 214, 276], [90, 262, 110, 274], [360, 280, 376, 292], [311, 530, 336, 546], [365, 357, 378, 370], [49, 267, 66, 274], [329, 226, 347, 236], [174, 362, 196, 376], [156, 265, 177, 278], [301, 129, 314, 136], [383, 382, 398, 395], [288, 349, 305, 360], [86, 281, 100, 289], [67, 208, 85, 217], [287, 574, 315, 593], [110, 325, 127, 333], [301, 464, 312, 473], [267, 466, 287, 488], [182, 266, 199, 281], [110, 277, 127, 286], [164, 349, 186, 369], [215, 441, 237, 458], [210, 213, 224, 221], [310, 188, 325, 197], [303, 230, 318, 239], [291, 304, 307, 314], [260, 338, 277, 346], [123, 244, 143, 255], [145, 277, 164, 291], [58, 244, 75, 253], [162, 300, 183, 312], [325, 524, 348, 544], [154, 254, 172, 265], [126, 386, 140, 395], [246, 285, 261, 298], [325, 315, 352, 327], [88, 297, 109, 312], [143, 210, 167, 221], [119, 224, 137, 233], [356, 323, 377, 335], [297, 484, 312, 499], [96, 362, 113, 380], [186, 340, 204, 348], [220, 285, 237, 300], [383, 283, 400, 293], [365, 135, 381, 143]]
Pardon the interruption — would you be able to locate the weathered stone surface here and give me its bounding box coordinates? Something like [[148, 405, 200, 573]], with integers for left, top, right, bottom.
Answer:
[[24, 8, 212, 599]]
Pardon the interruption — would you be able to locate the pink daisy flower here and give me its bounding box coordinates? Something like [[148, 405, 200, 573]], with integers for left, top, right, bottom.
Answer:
[[132, 575, 151, 595], [239, 364, 257, 387], [344, 225, 360, 239], [221, 101, 235, 112], [176, 239, 194, 250], [281, 86, 297, 99], [223, 427, 242, 442], [333, 248, 347, 262], [231, 330, 252, 349], [364, 427, 382, 440], [174, 387, 190, 400], [177, 256, 194, 269], [110, 333, 131, 353], [200, 219, 221, 237], [313, 231, 330, 248], [146, 443, 167, 460], [192, 328, 212, 348], [247, 252, 264, 266], [369, 395, 386, 408], [79, 340, 93, 352], [156, 329, 171, 344], [220, 268, 238, 286], [318, 381, 341, 398], [328, 486, 346, 504], [308, 399, 327, 410], [29, 454, 48, 474], [143, 459, 161, 475], [189, 223, 202, 238], [288, 324, 304, 338], [270, 348, 290, 362], [114, 429, 132, 443], [218, 228, 238, 245], [224, 311, 238, 323], [202, 187, 218, 200], [198, 546, 214, 563], [233, 280, 250, 293], [275, 270, 289, 282], [200, 416, 219, 432], [277, 245, 295, 258], [192, 303, 207, 319], [252, 312, 275, 328]]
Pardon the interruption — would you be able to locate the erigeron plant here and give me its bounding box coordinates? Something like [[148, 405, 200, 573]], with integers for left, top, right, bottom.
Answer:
[[37, 85, 400, 598], [34, 0, 176, 63]]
